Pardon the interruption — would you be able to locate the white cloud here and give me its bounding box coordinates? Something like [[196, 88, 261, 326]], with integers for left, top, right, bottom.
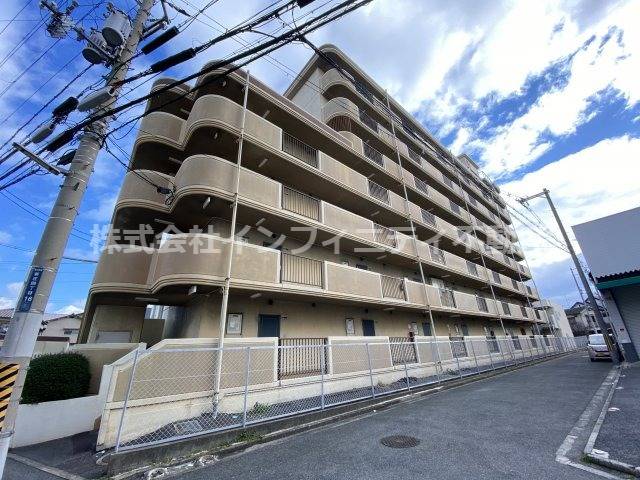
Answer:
[[55, 299, 85, 315], [6, 282, 22, 296], [0, 297, 14, 309], [502, 135, 640, 271], [84, 193, 118, 223], [0, 230, 12, 243]]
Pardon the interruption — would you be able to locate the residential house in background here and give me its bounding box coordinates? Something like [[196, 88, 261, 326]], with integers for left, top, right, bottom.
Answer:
[[78, 44, 550, 347], [573, 206, 640, 362], [564, 301, 602, 336]]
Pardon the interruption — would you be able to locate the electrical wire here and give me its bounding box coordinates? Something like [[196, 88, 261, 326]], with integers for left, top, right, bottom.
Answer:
[[0, 0, 31, 38]]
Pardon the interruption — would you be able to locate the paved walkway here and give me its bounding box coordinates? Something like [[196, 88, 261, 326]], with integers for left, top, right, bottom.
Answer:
[[593, 361, 640, 468], [175, 352, 613, 480]]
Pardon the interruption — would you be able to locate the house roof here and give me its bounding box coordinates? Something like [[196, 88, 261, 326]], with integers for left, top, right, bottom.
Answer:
[[0, 308, 83, 322]]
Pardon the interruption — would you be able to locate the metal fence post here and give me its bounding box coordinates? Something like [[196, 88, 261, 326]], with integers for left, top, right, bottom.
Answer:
[[242, 346, 251, 428], [469, 339, 480, 374], [432, 337, 442, 385], [453, 340, 462, 378], [320, 344, 326, 410], [404, 360, 410, 391], [487, 341, 496, 371], [114, 346, 140, 453], [366, 342, 375, 398]]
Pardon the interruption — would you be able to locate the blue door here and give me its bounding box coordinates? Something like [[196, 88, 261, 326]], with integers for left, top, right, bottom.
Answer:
[[362, 319, 376, 336], [258, 314, 280, 337]]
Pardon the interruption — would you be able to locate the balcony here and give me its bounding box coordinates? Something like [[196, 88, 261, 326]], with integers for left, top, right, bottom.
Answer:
[[131, 94, 529, 281]]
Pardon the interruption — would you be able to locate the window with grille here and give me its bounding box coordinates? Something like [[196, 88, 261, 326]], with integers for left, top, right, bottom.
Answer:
[[421, 208, 436, 226], [501, 302, 511, 315], [450, 200, 461, 215], [520, 305, 527, 317], [439, 288, 456, 308], [535, 309, 541, 320], [282, 186, 320, 220], [511, 278, 519, 289], [429, 245, 446, 265], [373, 223, 397, 248], [492, 271, 502, 284], [415, 177, 429, 195], [526, 285, 533, 295], [368, 179, 390, 204], [476, 296, 489, 312], [466, 260, 479, 276], [358, 107, 378, 132], [282, 132, 318, 168], [363, 142, 384, 167]]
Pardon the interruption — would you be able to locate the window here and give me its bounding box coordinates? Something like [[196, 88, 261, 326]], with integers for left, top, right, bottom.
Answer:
[[476, 296, 489, 312], [501, 302, 511, 315], [492, 271, 502, 284], [355, 263, 369, 270], [511, 278, 519, 289], [461, 324, 469, 336], [429, 245, 446, 265], [466, 260, 479, 276], [421, 208, 437, 226], [449, 200, 461, 215], [422, 322, 432, 336]]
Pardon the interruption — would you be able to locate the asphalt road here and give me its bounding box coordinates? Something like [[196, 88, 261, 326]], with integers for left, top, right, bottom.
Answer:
[[175, 352, 613, 480]]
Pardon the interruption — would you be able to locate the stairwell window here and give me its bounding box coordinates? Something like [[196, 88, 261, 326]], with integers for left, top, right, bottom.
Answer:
[[466, 260, 479, 277], [429, 245, 446, 265]]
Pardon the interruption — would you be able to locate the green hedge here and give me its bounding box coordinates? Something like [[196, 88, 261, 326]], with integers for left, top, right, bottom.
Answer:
[[21, 352, 91, 404]]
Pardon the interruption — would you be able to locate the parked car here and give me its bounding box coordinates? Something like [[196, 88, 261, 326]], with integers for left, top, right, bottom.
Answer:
[[587, 334, 611, 361]]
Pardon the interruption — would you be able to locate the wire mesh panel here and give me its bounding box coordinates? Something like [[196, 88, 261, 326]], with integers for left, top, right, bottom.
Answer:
[[408, 148, 421, 164], [280, 253, 323, 287], [282, 186, 320, 220], [282, 132, 318, 168], [111, 337, 583, 451], [421, 208, 437, 226], [430, 245, 446, 265], [278, 339, 326, 379], [389, 337, 417, 365]]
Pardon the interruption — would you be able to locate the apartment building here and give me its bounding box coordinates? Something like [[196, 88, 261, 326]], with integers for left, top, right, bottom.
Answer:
[[78, 44, 547, 346]]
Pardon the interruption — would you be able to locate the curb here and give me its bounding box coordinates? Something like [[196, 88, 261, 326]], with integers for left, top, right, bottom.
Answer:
[[109, 350, 580, 478], [583, 364, 640, 478]]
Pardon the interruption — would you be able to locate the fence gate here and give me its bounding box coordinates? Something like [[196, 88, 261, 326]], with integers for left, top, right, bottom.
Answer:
[[278, 338, 327, 379], [389, 337, 417, 365]]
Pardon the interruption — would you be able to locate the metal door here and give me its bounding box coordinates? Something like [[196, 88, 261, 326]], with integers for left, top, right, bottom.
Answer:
[[258, 314, 280, 337], [362, 319, 376, 336]]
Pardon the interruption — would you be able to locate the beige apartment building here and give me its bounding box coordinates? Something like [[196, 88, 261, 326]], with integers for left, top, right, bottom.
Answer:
[[78, 45, 548, 347]]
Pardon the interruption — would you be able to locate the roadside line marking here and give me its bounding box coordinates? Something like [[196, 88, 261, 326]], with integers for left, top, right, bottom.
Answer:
[[7, 453, 87, 480], [555, 367, 623, 479], [584, 369, 620, 454]]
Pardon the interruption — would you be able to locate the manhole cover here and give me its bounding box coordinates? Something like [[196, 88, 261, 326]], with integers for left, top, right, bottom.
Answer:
[[380, 435, 420, 448]]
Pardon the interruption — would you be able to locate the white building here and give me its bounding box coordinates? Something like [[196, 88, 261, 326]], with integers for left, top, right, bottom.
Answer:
[[573, 206, 640, 363], [535, 300, 574, 338]]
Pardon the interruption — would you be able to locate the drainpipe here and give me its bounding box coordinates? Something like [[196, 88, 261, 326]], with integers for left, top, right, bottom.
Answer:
[[383, 92, 441, 367], [213, 70, 251, 412]]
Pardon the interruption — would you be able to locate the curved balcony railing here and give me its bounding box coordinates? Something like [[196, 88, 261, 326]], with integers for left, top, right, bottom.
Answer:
[[131, 94, 530, 280]]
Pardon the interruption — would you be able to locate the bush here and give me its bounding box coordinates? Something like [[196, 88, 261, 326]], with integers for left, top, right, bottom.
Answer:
[[21, 352, 90, 404]]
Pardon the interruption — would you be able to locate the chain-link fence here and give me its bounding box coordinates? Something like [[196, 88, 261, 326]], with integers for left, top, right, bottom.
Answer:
[[106, 335, 586, 451]]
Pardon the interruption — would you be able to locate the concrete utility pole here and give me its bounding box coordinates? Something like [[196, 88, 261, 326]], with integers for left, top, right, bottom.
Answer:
[[518, 188, 619, 363], [0, 0, 155, 473]]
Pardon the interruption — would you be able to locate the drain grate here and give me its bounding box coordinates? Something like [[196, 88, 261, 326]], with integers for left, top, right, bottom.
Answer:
[[380, 435, 420, 448]]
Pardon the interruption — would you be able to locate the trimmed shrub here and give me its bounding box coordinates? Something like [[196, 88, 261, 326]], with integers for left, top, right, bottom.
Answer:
[[21, 352, 90, 404]]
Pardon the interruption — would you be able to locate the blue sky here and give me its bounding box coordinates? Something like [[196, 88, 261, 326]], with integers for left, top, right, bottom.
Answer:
[[0, 0, 639, 313]]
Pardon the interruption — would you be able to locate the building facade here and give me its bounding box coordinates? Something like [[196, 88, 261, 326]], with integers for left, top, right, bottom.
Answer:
[[78, 45, 549, 346], [574, 206, 640, 362], [535, 300, 573, 338]]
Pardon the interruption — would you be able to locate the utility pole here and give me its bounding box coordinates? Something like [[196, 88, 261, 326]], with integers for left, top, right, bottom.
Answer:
[[518, 188, 619, 363], [0, 0, 156, 473]]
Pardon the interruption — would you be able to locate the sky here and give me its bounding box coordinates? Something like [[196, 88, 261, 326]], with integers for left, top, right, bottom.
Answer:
[[0, 0, 638, 314]]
